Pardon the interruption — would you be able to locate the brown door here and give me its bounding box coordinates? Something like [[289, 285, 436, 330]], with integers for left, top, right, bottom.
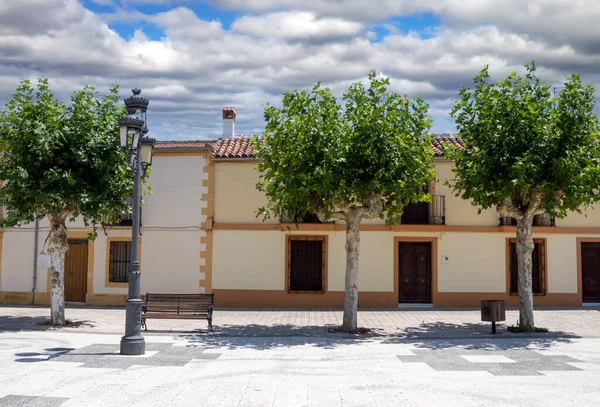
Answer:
[[64, 239, 88, 302], [581, 242, 600, 303], [399, 242, 432, 303]]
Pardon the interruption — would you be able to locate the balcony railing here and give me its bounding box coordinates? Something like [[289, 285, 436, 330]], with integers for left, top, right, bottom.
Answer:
[[401, 195, 445, 225], [499, 213, 555, 227], [108, 198, 141, 227]]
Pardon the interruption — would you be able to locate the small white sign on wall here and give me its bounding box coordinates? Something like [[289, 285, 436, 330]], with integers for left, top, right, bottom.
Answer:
[[37, 254, 51, 269], [441, 255, 450, 264]]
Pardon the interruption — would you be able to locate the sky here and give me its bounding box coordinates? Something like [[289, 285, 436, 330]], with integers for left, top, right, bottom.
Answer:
[[0, 0, 599, 140]]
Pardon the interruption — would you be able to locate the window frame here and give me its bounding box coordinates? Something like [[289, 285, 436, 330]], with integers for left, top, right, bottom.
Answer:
[[105, 237, 142, 288], [506, 238, 547, 296], [285, 235, 328, 294]]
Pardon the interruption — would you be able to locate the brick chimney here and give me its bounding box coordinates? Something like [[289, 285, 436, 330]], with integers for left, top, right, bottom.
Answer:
[[222, 107, 235, 138]]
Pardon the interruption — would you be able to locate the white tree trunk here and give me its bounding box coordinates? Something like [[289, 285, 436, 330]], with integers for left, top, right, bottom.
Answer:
[[47, 213, 69, 326], [516, 216, 535, 331], [342, 210, 361, 332]]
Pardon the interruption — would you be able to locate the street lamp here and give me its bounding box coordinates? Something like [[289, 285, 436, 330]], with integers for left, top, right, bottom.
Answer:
[[118, 88, 155, 356]]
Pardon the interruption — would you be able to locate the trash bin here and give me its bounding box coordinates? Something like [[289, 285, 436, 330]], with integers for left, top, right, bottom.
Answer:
[[480, 300, 506, 334]]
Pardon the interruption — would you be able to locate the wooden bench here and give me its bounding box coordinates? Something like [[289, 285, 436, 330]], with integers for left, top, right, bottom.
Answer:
[[141, 293, 214, 332]]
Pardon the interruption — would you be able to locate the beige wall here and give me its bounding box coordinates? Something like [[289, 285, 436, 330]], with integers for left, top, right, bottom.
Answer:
[[211, 229, 585, 299], [434, 161, 499, 227], [437, 233, 506, 292], [556, 208, 600, 228], [543, 234, 580, 294], [213, 230, 285, 290], [214, 162, 276, 224]]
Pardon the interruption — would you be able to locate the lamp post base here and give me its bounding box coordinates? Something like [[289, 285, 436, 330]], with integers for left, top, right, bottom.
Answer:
[[120, 296, 145, 355], [120, 335, 145, 355]]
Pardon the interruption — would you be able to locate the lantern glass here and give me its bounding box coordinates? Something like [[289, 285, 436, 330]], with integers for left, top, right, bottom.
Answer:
[[140, 143, 154, 166], [131, 130, 140, 148], [119, 125, 128, 147]]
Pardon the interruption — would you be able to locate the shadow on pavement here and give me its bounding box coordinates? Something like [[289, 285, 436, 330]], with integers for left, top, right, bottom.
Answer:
[[174, 321, 580, 351], [0, 315, 95, 332]]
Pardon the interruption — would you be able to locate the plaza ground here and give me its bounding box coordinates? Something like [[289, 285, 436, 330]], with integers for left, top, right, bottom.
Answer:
[[0, 306, 599, 406]]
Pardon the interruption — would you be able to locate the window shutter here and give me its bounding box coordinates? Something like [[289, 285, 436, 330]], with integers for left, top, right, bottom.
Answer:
[[109, 241, 131, 283], [509, 240, 545, 295], [289, 239, 324, 291], [509, 242, 518, 294]]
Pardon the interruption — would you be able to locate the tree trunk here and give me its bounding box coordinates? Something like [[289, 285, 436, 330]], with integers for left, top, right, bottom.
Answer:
[[342, 210, 361, 332], [47, 213, 69, 325], [516, 216, 535, 331]]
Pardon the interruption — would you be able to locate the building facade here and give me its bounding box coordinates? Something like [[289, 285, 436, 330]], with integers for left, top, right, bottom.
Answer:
[[1, 110, 599, 308], [0, 145, 214, 306]]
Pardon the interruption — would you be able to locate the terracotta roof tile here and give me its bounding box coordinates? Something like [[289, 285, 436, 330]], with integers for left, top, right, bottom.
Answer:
[[155, 134, 464, 158], [431, 135, 464, 156], [155, 140, 217, 149], [211, 136, 256, 158]]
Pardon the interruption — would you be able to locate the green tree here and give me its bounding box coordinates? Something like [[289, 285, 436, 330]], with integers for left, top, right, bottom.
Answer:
[[447, 62, 600, 331], [0, 78, 134, 325], [253, 71, 434, 332]]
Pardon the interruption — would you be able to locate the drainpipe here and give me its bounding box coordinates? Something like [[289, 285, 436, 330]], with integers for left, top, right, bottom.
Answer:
[[31, 217, 39, 305]]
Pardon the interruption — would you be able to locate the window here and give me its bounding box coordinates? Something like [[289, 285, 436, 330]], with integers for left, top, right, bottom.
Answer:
[[287, 237, 326, 292], [508, 239, 546, 295], [109, 241, 131, 283]]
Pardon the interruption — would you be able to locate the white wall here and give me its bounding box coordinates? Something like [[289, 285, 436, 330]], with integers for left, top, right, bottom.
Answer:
[[143, 155, 207, 228], [0, 230, 48, 292]]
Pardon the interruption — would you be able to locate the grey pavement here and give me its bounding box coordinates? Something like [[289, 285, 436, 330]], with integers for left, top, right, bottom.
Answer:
[[0, 306, 599, 406], [0, 331, 599, 406]]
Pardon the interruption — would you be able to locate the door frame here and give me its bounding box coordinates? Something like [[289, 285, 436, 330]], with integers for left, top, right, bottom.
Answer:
[[394, 236, 438, 305], [577, 237, 599, 303], [45, 231, 95, 303]]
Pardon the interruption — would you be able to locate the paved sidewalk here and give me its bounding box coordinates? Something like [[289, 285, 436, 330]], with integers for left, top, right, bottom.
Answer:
[[1, 305, 598, 339], [0, 330, 599, 406]]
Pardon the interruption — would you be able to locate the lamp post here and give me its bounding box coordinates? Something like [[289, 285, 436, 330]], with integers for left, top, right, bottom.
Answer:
[[118, 88, 155, 356]]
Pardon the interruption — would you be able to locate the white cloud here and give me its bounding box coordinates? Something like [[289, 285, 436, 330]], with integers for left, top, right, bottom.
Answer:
[[0, 0, 598, 140], [232, 11, 363, 42]]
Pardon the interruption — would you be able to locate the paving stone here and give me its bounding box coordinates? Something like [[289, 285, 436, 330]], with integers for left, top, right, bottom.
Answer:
[[0, 395, 68, 406], [397, 348, 583, 376]]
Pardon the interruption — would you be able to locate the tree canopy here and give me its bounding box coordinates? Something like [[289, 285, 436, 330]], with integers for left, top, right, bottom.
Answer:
[[0, 77, 133, 231], [447, 62, 600, 219], [446, 61, 600, 331], [253, 70, 435, 224], [253, 70, 435, 332]]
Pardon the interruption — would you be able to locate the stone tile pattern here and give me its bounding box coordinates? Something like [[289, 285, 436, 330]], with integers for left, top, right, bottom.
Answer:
[[37, 343, 220, 369], [0, 395, 68, 406], [398, 348, 583, 376]]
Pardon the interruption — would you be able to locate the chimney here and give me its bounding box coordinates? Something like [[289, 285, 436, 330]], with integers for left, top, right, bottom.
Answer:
[[222, 107, 236, 138]]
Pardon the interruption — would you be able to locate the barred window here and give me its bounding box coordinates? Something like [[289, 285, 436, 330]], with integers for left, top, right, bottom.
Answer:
[[109, 241, 131, 283], [288, 237, 325, 292], [509, 239, 546, 295]]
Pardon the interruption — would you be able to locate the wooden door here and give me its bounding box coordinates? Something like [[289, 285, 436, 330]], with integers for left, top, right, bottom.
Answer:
[[64, 239, 88, 302], [399, 243, 432, 303], [581, 242, 600, 303]]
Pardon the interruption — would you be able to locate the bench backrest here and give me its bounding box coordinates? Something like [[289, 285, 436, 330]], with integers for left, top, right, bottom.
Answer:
[[145, 293, 214, 314]]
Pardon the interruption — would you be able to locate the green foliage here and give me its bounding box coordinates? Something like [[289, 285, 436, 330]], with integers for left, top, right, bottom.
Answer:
[[446, 61, 600, 217], [253, 70, 435, 223], [0, 77, 134, 233]]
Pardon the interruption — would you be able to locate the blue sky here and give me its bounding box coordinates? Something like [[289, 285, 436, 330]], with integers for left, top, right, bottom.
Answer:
[[1, 0, 598, 140]]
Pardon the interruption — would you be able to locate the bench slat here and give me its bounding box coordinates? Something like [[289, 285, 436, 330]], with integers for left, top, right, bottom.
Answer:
[[142, 292, 214, 331]]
